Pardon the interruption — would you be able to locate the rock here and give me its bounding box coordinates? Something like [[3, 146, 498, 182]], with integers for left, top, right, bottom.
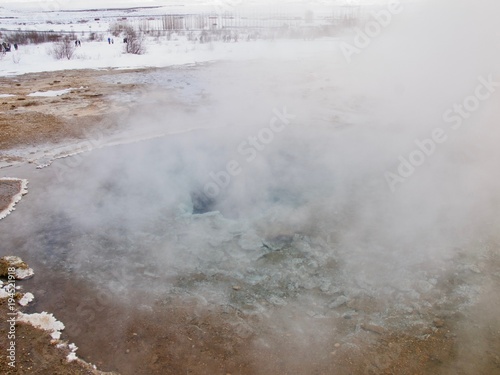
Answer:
[[328, 295, 348, 309], [238, 230, 263, 250], [433, 318, 445, 328], [0, 256, 34, 280], [232, 285, 241, 291], [415, 280, 433, 293], [231, 320, 254, 339], [268, 296, 287, 306], [263, 234, 294, 251], [467, 265, 481, 274], [143, 270, 158, 278], [361, 323, 386, 335], [394, 279, 413, 292]]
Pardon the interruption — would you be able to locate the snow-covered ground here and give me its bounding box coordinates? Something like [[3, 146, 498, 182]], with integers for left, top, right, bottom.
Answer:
[[0, 36, 344, 76], [0, 0, 369, 76], [0, 0, 370, 33]]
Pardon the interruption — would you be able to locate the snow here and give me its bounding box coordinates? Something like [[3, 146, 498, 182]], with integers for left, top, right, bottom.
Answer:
[[15, 267, 34, 279], [0, 256, 34, 280], [0, 287, 9, 299], [0, 36, 342, 76], [0, 178, 29, 221], [0, 280, 16, 299], [0, 94, 16, 98], [17, 311, 65, 340], [27, 88, 79, 97], [18, 292, 35, 306], [66, 343, 78, 362], [0, 0, 349, 76]]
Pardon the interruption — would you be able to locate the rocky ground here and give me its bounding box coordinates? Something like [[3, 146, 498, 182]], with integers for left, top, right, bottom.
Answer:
[[0, 67, 500, 375]]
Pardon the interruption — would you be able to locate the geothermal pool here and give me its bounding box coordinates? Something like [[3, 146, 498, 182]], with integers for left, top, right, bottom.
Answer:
[[1, 60, 499, 374]]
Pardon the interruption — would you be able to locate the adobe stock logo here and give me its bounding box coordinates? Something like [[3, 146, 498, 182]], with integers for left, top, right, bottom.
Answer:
[[340, 0, 403, 63], [203, 107, 295, 199], [384, 74, 499, 193]]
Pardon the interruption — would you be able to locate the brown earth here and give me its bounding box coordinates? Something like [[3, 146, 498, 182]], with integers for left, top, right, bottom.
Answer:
[[12, 249, 499, 375], [0, 284, 457, 375], [0, 297, 117, 375], [3, 279, 498, 375], [0, 179, 21, 214], [0, 69, 145, 152]]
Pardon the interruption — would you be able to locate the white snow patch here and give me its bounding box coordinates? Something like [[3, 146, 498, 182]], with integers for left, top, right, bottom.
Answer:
[[66, 343, 79, 362], [0, 288, 9, 299], [17, 312, 65, 340], [0, 256, 34, 280], [18, 292, 34, 306], [27, 88, 77, 97], [0, 94, 15, 98], [15, 267, 34, 280], [0, 178, 28, 221]]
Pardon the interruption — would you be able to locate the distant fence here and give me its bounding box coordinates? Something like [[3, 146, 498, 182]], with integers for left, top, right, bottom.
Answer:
[[0, 6, 364, 42], [0, 30, 65, 44], [130, 8, 362, 32]]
